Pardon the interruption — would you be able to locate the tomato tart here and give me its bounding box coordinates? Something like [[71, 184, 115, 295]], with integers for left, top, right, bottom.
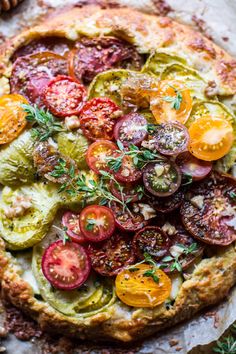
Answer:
[[0, 5, 236, 343]]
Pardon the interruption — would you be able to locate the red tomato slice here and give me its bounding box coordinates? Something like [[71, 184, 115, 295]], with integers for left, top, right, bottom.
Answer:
[[79, 205, 115, 242], [42, 240, 91, 290], [87, 233, 135, 276], [110, 180, 141, 203], [176, 151, 212, 181], [113, 113, 148, 147], [43, 75, 86, 117], [114, 154, 143, 183], [111, 202, 149, 232], [86, 139, 117, 175], [62, 211, 86, 243], [79, 97, 121, 141]]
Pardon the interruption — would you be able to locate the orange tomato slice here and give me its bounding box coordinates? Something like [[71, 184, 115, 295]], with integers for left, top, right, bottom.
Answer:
[[0, 94, 28, 145], [115, 263, 171, 308], [150, 80, 192, 124], [188, 116, 234, 161]]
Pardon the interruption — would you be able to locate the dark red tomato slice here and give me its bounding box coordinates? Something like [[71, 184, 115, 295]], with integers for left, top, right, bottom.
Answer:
[[180, 172, 236, 245], [68, 36, 142, 84], [143, 160, 181, 197], [10, 52, 68, 105], [62, 211, 86, 244], [43, 75, 86, 117], [114, 154, 143, 183], [79, 205, 115, 242], [110, 180, 141, 203], [87, 233, 135, 276], [12, 37, 73, 61], [111, 202, 149, 232], [42, 240, 91, 290], [160, 219, 204, 272], [153, 122, 189, 156], [146, 189, 184, 213], [176, 152, 212, 181], [79, 97, 121, 141], [86, 139, 117, 175], [114, 113, 148, 147], [133, 226, 170, 261]]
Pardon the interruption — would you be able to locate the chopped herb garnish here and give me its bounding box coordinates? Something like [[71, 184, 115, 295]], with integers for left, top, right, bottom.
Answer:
[[86, 218, 96, 231], [22, 104, 65, 141], [182, 172, 193, 186], [163, 86, 183, 110], [161, 243, 199, 273], [128, 267, 140, 272], [229, 191, 236, 200], [143, 269, 159, 283]]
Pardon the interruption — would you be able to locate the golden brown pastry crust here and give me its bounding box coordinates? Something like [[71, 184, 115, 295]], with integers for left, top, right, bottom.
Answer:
[[0, 5, 236, 343]]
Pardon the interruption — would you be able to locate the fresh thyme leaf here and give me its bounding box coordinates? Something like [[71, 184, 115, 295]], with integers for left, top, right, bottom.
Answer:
[[182, 173, 193, 186], [22, 104, 65, 141], [162, 256, 174, 263], [128, 267, 140, 272], [163, 89, 183, 111], [214, 336, 236, 354], [143, 269, 159, 283], [117, 140, 124, 151], [229, 191, 236, 200], [147, 123, 161, 135], [63, 233, 71, 245], [86, 218, 96, 231], [176, 242, 198, 255], [107, 157, 123, 172]]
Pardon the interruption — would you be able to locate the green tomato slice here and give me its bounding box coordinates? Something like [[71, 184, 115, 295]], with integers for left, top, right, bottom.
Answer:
[[57, 132, 89, 170], [142, 50, 186, 77], [0, 130, 36, 186], [88, 69, 130, 105], [161, 63, 207, 100], [32, 240, 116, 317], [188, 100, 236, 172], [0, 183, 60, 250]]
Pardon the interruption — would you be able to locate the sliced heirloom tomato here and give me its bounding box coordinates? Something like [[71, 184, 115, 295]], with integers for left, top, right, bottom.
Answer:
[[114, 154, 143, 183], [160, 218, 204, 272], [146, 189, 184, 213], [176, 151, 212, 181], [79, 205, 115, 242], [87, 233, 135, 276], [0, 94, 28, 145], [62, 211, 86, 243], [143, 160, 181, 197], [133, 226, 170, 261], [115, 264, 171, 308], [86, 140, 117, 175], [42, 240, 91, 290], [111, 202, 149, 232], [150, 80, 192, 124], [68, 37, 142, 84], [110, 181, 141, 203], [153, 122, 189, 156], [180, 172, 236, 245], [114, 113, 148, 147], [10, 52, 68, 105], [43, 75, 86, 117], [80, 97, 121, 141], [188, 116, 234, 161]]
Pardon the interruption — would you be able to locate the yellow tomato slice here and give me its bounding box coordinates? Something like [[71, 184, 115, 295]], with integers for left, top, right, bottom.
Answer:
[[0, 94, 28, 144], [115, 264, 171, 308], [188, 116, 234, 161], [150, 80, 192, 124]]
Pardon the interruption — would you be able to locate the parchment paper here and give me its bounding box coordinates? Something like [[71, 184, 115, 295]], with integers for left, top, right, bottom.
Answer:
[[0, 1, 236, 353]]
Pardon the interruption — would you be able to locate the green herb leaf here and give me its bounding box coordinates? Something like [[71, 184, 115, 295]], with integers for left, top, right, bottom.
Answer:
[[86, 218, 96, 231]]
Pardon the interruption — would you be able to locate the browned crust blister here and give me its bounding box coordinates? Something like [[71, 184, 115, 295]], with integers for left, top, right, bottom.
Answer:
[[0, 5, 236, 343]]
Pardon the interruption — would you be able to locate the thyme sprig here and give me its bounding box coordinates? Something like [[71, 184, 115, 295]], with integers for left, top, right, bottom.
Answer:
[[161, 243, 199, 272], [214, 324, 236, 354], [162, 86, 183, 110], [22, 104, 65, 141], [128, 252, 160, 283]]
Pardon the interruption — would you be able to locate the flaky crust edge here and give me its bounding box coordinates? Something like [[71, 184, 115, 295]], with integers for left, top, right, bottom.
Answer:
[[0, 6, 236, 343]]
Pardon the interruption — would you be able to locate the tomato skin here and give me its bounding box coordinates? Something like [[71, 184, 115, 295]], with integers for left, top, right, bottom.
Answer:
[[115, 264, 171, 308], [80, 97, 121, 141], [113, 113, 148, 147], [87, 233, 135, 276], [180, 172, 236, 245], [86, 139, 117, 175], [0, 94, 28, 145], [176, 151, 212, 181], [110, 180, 140, 203], [62, 211, 86, 243], [188, 116, 234, 161], [111, 202, 149, 232], [133, 226, 170, 261], [154, 122, 189, 156], [114, 154, 143, 183], [79, 205, 115, 242], [143, 161, 181, 197], [42, 240, 91, 290], [146, 189, 184, 213], [43, 75, 87, 117], [150, 80, 192, 125]]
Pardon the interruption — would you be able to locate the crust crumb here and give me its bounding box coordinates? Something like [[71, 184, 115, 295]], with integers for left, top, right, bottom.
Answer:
[[169, 339, 179, 347]]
